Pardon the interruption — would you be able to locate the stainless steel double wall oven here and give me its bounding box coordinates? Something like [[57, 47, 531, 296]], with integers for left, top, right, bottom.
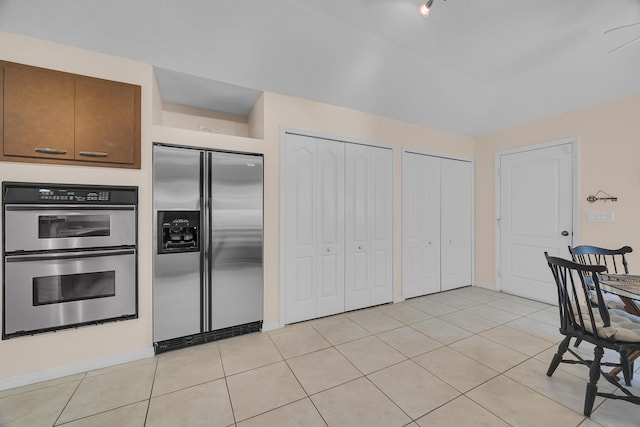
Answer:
[[2, 182, 138, 339]]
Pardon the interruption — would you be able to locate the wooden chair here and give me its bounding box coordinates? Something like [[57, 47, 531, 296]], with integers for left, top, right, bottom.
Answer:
[[545, 253, 640, 416], [569, 245, 632, 275], [568, 245, 633, 359]]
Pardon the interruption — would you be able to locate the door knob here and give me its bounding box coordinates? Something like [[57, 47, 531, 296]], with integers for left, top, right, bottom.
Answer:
[[358, 245, 362, 250], [326, 248, 331, 253], [561, 230, 569, 236]]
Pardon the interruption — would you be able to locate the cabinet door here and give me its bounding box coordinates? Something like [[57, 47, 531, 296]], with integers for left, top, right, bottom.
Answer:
[[3, 62, 75, 160], [75, 77, 138, 165], [283, 134, 345, 323], [402, 152, 441, 298], [441, 159, 472, 291], [345, 144, 393, 310]]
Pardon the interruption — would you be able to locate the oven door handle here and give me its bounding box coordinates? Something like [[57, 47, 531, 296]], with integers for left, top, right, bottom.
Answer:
[[5, 249, 136, 262]]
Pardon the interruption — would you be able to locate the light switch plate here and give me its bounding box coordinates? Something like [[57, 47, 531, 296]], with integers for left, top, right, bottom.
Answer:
[[586, 211, 615, 223]]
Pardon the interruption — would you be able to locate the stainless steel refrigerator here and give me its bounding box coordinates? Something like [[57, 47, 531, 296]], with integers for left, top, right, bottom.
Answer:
[[152, 144, 263, 352]]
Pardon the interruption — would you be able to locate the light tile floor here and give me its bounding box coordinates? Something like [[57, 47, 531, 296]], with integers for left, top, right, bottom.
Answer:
[[2, 287, 640, 426]]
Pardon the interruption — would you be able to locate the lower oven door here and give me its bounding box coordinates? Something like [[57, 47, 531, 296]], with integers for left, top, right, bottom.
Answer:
[[3, 248, 137, 338]]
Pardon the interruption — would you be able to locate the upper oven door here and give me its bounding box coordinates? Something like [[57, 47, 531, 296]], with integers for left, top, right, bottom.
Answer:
[[4, 205, 136, 252]]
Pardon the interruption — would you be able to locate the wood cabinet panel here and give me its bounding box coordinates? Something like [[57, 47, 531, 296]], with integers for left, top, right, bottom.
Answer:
[[1, 60, 141, 169], [75, 78, 138, 165], [3, 62, 75, 160]]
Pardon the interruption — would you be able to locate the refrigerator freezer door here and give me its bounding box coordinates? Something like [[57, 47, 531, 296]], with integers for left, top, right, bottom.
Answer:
[[209, 152, 263, 330], [153, 145, 202, 341]]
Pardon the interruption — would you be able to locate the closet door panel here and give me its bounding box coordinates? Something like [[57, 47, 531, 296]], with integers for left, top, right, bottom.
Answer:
[[370, 147, 393, 305], [316, 141, 345, 317], [345, 144, 371, 310], [284, 135, 318, 322], [402, 153, 428, 298], [441, 159, 472, 291]]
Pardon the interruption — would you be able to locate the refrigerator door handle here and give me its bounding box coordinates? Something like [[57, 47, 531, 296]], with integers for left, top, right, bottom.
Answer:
[[200, 151, 210, 333]]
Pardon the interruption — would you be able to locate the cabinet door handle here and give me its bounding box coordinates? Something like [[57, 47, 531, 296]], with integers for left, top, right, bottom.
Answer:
[[79, 151, 109, 158], [35, 147, 67, 155]]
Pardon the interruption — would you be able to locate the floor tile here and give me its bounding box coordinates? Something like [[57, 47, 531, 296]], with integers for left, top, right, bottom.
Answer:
[[439, 310, 500, 333], [505, 317, 563, 343], [287, 347, 361, 395], [219, 332, 283, 375], [503, 294, 552, 310], [480, 324, 555, 356], [589, 394, 640, 427], [0, 381, 77, 427], [376, 326, 442, 358], [526, 307, 560, 326], [58, 401, 148, 427], [409, 298, 459, 316], [0, 373, 84, 399], [336, 336, 406, 374], [236, 398, 327, 427], [451, 287, 508, 303], [416, 395, 511, 427], [347, 309, 404, 334], [269, 323, 331, 359], [465, 304, 522, 323], [310, 315, 371, 345], [147, 379, 233, 427], [449, 335, 528, 372], [311, 377, 411, 427], [152, 342, 224, 396], [226, 361, 306, 421], [411, 317, 473, 345], [378, 303, 433, 325], [428, 292, 480, 309], [504, 357, 606, 414], [85, 356, 157, 378], [485, 298, 546, 316], [413, 346, 499, 393], [467, 375, 585, 427], [368, 360, 459, 419], [58, 363, 155, 424]]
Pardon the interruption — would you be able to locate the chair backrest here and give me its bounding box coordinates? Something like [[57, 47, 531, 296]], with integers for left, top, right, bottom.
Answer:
[[568, 245, 632, 274], [545, 252, 610, 339]]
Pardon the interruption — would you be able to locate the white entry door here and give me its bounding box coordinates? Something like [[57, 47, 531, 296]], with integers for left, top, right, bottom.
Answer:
[[498, 142, 574, 304]]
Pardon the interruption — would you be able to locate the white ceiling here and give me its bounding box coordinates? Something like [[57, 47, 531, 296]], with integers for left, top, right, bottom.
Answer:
[[1, 0, 640, 135]]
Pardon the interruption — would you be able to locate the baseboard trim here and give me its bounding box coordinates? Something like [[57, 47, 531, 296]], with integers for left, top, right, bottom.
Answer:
[[472, 282, 498, 291], [0, 347, 155, 392], [261, 321, 281, 332]]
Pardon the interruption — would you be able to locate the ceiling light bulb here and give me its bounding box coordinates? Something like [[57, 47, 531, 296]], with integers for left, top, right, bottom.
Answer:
[[419, 0, 433, 17]]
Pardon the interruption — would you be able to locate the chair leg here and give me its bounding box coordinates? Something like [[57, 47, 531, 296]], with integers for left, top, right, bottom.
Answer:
[[584, 346, 604, 417], [574, 337, 582, 348], [621, 350, 633, 386], [547, 336, 571, 377]]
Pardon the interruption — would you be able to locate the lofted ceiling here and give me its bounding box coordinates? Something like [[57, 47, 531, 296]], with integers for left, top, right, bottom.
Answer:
[[1, 0, 640, 135]]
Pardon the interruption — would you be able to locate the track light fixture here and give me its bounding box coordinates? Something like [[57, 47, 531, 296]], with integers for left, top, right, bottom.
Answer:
[[418, 0, 434, 17], [418, 0, 446, 17]]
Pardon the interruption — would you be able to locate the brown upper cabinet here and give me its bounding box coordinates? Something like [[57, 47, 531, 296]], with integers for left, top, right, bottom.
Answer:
[[0, 61, 141, 169]]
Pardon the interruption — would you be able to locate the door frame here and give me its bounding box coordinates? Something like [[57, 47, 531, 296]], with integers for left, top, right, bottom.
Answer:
[[279, 127, 397, 327], [401, 148, 475, 299], [494, 137, 580, 293]]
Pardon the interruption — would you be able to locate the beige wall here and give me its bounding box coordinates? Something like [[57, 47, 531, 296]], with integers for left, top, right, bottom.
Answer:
[[0, 32, 155, 383], [475, 93, 640, 287], [0, 32, 474, 385]]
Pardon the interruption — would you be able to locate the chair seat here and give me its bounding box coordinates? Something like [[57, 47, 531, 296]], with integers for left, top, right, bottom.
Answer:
[[576, 304, 640, 343], [590, 290, 625, 310]]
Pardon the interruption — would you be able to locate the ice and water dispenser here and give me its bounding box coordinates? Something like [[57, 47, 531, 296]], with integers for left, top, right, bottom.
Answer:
[[157, 211, 200, 254]]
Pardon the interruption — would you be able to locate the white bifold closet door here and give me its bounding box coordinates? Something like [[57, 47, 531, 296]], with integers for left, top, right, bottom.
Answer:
[[402, 154, 441, 299], [402, 152, 472, 298], [283, 133, 345, 323], [440, 158, 473, 291], [345, 144, 393, 311]]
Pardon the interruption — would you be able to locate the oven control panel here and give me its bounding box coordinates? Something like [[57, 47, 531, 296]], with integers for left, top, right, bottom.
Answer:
[[2, 182, 138, 205], [38, 188, 110, 202], [38, 188, 111, 202]]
